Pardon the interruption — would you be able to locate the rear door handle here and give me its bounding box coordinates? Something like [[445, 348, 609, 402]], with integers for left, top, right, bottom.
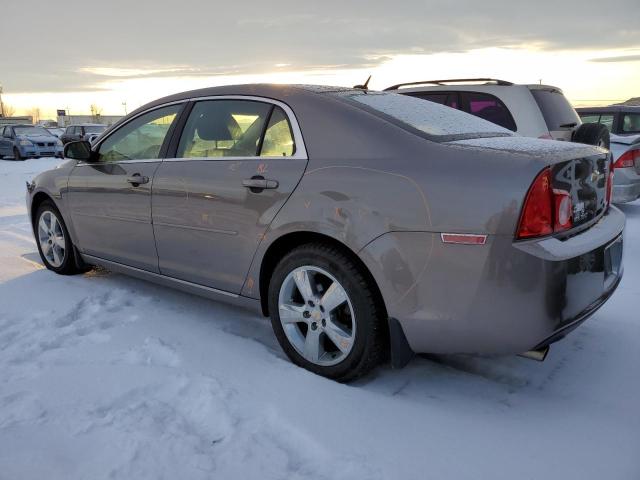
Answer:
[[242, 176, 279, 192], [126, 174, 149, 186]]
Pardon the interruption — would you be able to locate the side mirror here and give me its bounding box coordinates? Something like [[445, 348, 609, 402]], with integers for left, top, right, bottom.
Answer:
[[64, 140, 93, 161]]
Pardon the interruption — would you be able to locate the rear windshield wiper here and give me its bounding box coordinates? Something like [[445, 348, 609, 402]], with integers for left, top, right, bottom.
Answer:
[[559, 122, 578, 129]]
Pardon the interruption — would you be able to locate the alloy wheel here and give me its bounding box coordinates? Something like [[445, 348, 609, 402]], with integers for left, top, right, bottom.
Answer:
[[278, 265, 356, 366], [38, 210, 66, 267]]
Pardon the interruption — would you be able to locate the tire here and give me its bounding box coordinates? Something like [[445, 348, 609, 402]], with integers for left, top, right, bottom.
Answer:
[[13, 147, 24, 161], [34, 201, 84, 275], [268, 243, 385, 382], [573, 123, 610, 149]]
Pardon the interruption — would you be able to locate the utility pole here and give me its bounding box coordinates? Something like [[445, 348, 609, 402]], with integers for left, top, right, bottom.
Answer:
[[0, 84, 5, 117]]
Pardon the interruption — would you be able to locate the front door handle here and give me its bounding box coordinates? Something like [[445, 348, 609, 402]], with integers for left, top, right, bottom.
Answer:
[[126, 174, 149, 186], [242, 175, 279, 192]]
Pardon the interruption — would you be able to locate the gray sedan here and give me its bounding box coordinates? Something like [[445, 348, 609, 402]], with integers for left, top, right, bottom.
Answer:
[[26, 84, 624, 381]]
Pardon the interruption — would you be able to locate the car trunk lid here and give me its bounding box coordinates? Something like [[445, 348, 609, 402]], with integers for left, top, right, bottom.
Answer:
[[448, 136, 610, 230]]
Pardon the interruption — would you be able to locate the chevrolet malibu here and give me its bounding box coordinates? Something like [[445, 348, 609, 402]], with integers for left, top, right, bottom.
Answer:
[[26, 84, 624, 381]]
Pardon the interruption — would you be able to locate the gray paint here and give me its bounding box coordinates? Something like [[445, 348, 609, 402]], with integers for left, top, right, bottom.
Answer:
[[27, 84, 625, 356]]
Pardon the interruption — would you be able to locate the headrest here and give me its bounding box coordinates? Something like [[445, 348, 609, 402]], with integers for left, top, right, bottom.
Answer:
[[194, 112, 240, 141]]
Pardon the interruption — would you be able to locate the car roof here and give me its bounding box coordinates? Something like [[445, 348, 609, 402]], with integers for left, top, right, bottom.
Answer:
[[575, 105, 640, 113], [70, 123, 107, 127], [129, 84, 358, 116]]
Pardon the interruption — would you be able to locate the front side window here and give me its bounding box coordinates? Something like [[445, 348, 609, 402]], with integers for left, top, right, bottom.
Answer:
[[462, 92, 517, 131], [97, 105, 180, 162], [177, 100, 275, 158], [622, 113, 640, 133]]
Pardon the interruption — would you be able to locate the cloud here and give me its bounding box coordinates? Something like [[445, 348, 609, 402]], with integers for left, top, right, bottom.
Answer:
[[590, 54, 640, 63], [1, 0, 638, 93]]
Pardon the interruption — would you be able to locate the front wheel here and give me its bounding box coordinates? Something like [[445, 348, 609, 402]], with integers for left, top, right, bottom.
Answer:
[[268, 244, 386, 382], [13, 147, 24, 161], [34, 201, 84, 275]]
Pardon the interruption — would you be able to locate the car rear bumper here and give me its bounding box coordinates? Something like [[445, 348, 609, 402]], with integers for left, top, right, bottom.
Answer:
[[359, 207, 625, 355]]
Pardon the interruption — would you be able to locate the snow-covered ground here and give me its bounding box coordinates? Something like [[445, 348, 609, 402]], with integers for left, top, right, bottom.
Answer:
[[1, 158, 639, 480]]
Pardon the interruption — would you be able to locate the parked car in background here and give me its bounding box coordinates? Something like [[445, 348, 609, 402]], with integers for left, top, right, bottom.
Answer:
[[59, 124, 108, 145], [576, 106, 640, 203], [26, 84, 623, 381], [385, 78, 610, 148], [0, 124, 63, 160], [46, 127, 65, 138]]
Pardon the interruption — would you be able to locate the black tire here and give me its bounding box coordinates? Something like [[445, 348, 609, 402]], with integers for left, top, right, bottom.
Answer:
[[573, 123, 610, 149], [13, 147, 24, 161], [268, 243, 386, 382], [34, 201, 85, 275]]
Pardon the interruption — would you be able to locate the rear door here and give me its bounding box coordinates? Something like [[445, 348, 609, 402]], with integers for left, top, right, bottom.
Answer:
[[67, 104, 183, 271], [152, 97, 307, 293]]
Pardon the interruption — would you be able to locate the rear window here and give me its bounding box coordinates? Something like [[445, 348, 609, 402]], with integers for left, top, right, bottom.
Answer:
[[622, 113, 640, 133], [530, 89, 580, 131], [339, 91, 511, 141], [405, 92, 459, 109]]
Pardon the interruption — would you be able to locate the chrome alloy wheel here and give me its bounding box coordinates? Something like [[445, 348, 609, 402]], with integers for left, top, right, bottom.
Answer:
[[278, 266, 356, 366], [38, 210, 66, 268]]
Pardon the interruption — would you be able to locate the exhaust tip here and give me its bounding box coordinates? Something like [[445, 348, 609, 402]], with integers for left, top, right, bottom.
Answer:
[[518, 345, 549, 362]]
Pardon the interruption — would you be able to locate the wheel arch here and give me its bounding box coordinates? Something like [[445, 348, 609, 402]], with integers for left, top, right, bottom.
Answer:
[[258, 231, 388, 321], [30, 191, 57, 227]]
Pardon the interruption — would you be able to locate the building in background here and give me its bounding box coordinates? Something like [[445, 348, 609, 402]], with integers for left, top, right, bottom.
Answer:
[[56, 109, 122, 128], [0, 116, 33, 126]]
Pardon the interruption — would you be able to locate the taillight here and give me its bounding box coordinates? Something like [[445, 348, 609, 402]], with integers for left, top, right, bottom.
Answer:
[[516, 167, 574, 239], [538, 133, 553, 140], [613, 149, 639, 169], [606, 158, 614, 206], [553, 189, 573, 231]]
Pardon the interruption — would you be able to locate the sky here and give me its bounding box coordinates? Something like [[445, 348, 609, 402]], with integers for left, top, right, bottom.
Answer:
[[1, 0, 639, 119]]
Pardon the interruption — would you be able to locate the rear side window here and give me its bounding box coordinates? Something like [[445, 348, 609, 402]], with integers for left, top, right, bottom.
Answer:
[[530, 89, 580, 131], [260, 107, 295, 157], [340, 91, 511, 140], [578, 113, 615, 131], [622, 113, 640, 133], [462, 92, 517, 131], [177, 100, 273, 158]]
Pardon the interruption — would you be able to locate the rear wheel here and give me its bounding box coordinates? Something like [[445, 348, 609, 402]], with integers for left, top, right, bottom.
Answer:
[[268, 243, 385, 382], [13, 147, 24, 161], [34, 201, 84, 275], [573, 123, 610, 149]]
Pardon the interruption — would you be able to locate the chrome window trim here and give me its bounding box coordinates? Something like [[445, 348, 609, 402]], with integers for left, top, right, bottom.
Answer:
[[175, 95, 307, 161]]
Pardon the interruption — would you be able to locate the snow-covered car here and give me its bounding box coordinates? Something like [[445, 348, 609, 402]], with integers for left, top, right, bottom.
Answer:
[[46, 127, 66, 138], [385, 78, 610, 148], [576, 106, 640, 203], [26, 84, 624, 381], [0, 124, 64, 160]]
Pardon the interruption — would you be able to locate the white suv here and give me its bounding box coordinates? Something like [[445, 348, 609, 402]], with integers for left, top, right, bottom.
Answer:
[[384, 78, 609, 147]]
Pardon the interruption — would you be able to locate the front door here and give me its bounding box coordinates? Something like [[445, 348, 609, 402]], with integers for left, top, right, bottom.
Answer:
[[67, 104, 183, 272], [153, 98, 307, 293]]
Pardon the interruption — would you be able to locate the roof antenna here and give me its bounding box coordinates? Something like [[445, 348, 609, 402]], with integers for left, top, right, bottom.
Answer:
[[353, 75, 371, 91]]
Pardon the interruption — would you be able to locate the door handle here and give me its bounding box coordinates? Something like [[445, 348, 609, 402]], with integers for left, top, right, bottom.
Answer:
[[242, 176, 278, 192], [126, 174, 149, 186]]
